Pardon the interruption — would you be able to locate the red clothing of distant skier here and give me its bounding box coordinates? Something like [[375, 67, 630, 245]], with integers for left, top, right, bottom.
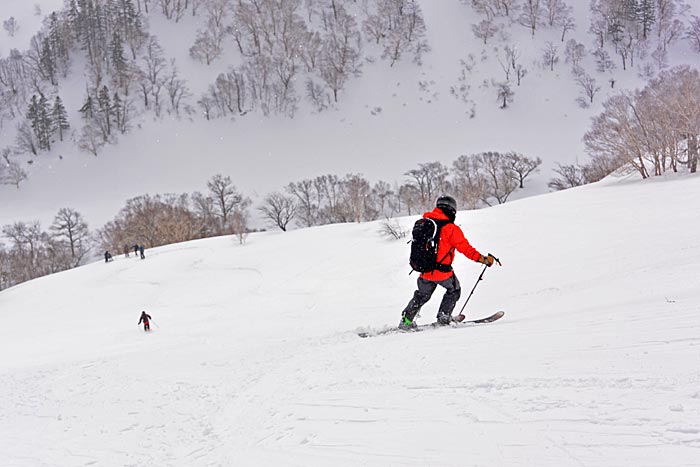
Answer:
[[420, 208, 483, 282]]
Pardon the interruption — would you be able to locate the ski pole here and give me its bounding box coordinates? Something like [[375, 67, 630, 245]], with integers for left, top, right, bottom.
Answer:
[[458, 255, 500, 316]]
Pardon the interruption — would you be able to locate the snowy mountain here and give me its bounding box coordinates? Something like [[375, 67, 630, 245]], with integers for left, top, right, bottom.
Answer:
[[1, 171, 699, 466], [1, 0, 699, 231]]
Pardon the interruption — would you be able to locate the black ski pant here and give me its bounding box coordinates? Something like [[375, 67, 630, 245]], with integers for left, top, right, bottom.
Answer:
[[144, 323, 150, 331], [401, 275, 461, 323]]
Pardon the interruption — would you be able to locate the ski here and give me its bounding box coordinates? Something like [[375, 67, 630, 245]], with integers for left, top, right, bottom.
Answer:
[[357, 311, 504, 338]]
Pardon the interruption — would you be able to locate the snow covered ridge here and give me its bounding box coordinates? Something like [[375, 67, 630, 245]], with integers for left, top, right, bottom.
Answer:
[[2, 173, 700, 466]]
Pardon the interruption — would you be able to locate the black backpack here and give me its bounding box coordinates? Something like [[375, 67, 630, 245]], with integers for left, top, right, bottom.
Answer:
[[409, 218, 453, 273]]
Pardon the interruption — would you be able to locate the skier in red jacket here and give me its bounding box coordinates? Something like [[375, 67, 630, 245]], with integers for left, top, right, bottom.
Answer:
[[138, 311, 152, 331], [400, 196, 498, 330]]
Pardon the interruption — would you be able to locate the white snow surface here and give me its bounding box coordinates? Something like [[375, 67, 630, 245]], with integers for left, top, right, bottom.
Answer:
[[1, 0, 699, 229], [2, 174, 700, 466]]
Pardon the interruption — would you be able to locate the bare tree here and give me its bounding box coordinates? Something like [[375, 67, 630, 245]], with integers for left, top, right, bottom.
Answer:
[[560, 13, 575, 41], [142, 36, 167, 116], [287, 179, 318, 227], [542, 42, 559, 71], [575, 70, 601, 104], [207, 174, 244, 233], [472, 19, 501, 45], [686, 15, 700, 54], [14, 121, 38, 156], [164, 60, 190, 115], [190, 30, 223, 65], [496, 82, 514, 108], [259, 192, 298, 231], [50, 208, 91, 266], [548, 163, 587, 190], [404, 162, 450, 210], [519, 0, 542, 36], [506, 152, 542, 188], [451, 154, 488, 209], [564, 39, 586, 68], [1, 148, 27, 188], [478, 152, 519, 205]]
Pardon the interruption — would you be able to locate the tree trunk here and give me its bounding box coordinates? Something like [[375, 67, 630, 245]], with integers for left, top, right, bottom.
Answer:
[[689, 134, 698, 173]]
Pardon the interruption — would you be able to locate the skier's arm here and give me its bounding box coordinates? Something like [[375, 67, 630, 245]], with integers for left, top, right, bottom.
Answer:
[[450, 226, 482, 262]]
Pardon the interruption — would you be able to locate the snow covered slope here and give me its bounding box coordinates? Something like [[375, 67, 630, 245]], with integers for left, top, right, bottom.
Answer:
[[2, 173, 699, 466], [1, 0, 699, 229]]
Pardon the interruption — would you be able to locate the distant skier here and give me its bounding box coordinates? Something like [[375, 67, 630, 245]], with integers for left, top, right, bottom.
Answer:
[[399, 196, 499, 330], [138, 311, 152, 331], [133, 244, 139, 257], [139, 244, 145, 259], [123, 244, 130, 258], [104, 251, 113, 263]]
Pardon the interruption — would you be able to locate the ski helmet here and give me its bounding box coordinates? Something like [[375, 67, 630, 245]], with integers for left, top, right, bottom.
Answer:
[[436, 195, 457, 213]]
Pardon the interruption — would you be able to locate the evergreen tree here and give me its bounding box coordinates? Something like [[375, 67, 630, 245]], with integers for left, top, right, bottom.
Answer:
[[27, 95, 39, 131], [52, 96, 70, 142], [97, 85, 112, 137], [110, 32, 129, 94], [111, 92, 123, 133], [637, 0, 655, 40], [40, 37, 56, 85], [79, 94, 95, 120], [27, 95, 53, 152], [36, 94, 53, 151]]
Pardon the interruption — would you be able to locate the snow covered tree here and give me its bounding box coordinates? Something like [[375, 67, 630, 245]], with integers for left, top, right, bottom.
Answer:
[[472, 19, 501, 45], [51, 96, 70, 142], [519, 0, 542, 36], [575, 70, 601, 104], [543, 0, 568, 27], [110, 32, 131, 95], [77, 121, 104, 155], [686, 16, 700, 53], [190, 30, 221, 66], [564, 39, 586, 68], [14, 121, 38, 156], [542, 42, 559, 71], [0, 148, 28, 189], [496, 82, 514, 108], [27, 94, 53, 151], [3, 17, 18, 37], [637, 0, 655, 40], [559, 12, 575, 41], [164, 60, 190, 115], [319, 3, 362, 101], [142, 36, 167, 115], [593, 48, 615, 73]]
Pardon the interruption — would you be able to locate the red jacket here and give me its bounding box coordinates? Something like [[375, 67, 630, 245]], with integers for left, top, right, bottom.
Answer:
[[420, 208, 483, 282]]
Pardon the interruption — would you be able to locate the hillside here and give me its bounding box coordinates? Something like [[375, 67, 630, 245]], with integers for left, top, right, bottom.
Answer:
[[1, 0, 699, 230], [1, 173, 699, 466]]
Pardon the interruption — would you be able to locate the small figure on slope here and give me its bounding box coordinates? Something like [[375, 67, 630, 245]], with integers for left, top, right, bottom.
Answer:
[[104, 251, 113, 263], [138, 310, 152, 331], [399, 195, 499, 330], [139, 244, 145, 259]]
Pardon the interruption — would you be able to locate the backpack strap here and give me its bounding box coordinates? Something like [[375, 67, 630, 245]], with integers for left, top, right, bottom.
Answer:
[[433, 220, 454, 273]]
